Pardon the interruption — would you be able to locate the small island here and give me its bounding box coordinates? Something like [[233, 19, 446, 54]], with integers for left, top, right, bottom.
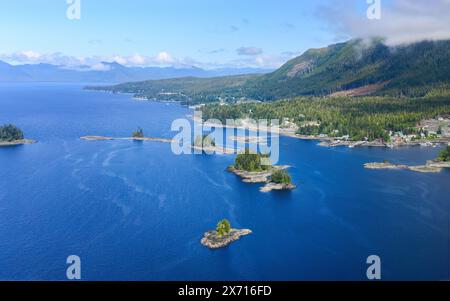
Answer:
[[228, 150, 296, 192], [0, 124, 35, 147], [201, 219, 252, 249], [80, 127, 174, 143], [132, 127, 145, 139], [364, 146, 450, 173]]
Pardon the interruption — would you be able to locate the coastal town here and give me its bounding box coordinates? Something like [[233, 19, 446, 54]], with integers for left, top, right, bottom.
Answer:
[[284, 115, 450, 149]]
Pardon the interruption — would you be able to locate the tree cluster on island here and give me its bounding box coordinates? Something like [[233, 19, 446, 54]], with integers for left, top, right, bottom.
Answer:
[[233, 151, 270, 172], [216, 219, 231, 237], [270, 170, 292, 185], [132, 127, 144, 138], [0, 124, 24, 142], [437, 146, 450, 162]]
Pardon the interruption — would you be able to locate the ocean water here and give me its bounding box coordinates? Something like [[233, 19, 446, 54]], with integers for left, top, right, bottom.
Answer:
[[0, 83, 449, 281]]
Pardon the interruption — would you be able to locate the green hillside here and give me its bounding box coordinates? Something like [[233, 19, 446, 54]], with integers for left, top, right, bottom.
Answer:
[[88, 39, 450, 103], [87, 74, 255, 104], [244, 39, 450, 99]]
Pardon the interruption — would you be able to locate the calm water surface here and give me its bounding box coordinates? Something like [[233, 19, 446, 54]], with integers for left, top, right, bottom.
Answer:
[[0, 83, 449, 280]]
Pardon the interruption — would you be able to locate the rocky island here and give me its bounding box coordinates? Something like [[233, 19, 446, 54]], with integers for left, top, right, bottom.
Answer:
[[228, 151, 296, 192], [201, 219, 252, 249], [0, 124, 35, 147]]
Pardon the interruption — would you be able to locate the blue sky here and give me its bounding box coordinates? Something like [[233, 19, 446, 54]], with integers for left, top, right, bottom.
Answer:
[[1, 0, 449, 69]]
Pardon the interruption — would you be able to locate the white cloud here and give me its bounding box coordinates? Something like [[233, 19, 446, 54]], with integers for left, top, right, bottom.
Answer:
[[0, 49, 293, 70], [319, 0, 450, 45], [0, 51, 197, 69], [155, 52, 174, 64]]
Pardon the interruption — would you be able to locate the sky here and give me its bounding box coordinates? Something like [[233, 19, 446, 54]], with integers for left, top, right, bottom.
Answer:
[[1, 0, 449, 69]]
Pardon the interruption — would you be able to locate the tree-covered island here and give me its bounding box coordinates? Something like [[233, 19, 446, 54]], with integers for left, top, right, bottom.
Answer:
[[228, 150, 296, 192], [0, 124, 34, 146]]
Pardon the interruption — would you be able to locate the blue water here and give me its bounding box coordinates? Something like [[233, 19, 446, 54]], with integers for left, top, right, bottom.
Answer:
[[0, 83, 449, 281]]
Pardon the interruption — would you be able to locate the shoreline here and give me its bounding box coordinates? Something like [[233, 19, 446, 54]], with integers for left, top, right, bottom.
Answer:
[[194, 116, 450, 149], [0, 139, 36, 147]]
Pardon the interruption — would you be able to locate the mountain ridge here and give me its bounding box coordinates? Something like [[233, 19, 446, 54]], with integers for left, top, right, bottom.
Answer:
[[91, 39, 450, 103], [0, 60, 273, 83]]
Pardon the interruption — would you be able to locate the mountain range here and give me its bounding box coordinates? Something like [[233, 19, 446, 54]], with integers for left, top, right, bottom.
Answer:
[[90, 39, 450, 103], [0, 60, 272, 83]]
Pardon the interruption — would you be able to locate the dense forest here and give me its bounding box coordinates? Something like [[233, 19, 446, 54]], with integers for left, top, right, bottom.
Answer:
[[89, 39, 450, 104], [201, 94, 450, 142], [0, 124, 24, 142], [233, 152, 270, 172]]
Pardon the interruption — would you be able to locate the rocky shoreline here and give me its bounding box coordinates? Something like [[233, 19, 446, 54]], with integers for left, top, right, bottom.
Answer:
[[201, 229, 252, 249], [364, 160, 450, 173], [227, 165, 296, 192], [80, 136, 174, 143], [0, 139, 36, 147]]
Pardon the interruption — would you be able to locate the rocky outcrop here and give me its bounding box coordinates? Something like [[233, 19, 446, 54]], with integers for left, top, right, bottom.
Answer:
[[227, 165, 296, 192], [259, 182, 296, 192], [201, 229, 252, 249]]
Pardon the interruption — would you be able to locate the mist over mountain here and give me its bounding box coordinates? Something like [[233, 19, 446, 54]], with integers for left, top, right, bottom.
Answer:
[[0, 60, 272, 83]]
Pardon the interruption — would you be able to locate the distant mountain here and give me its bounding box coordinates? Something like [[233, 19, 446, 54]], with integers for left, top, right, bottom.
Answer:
[[92, 39, 450, 103], [0, 60, 272, 83]]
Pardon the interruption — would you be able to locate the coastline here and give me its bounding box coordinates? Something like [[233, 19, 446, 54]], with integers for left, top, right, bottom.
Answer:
[[194, 116, 450, 149]]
